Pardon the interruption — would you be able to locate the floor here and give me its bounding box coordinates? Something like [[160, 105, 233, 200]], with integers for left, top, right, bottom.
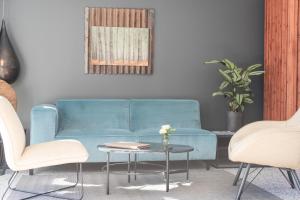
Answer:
[[226, 167, 300, 200], [0, 163, 299, 200]]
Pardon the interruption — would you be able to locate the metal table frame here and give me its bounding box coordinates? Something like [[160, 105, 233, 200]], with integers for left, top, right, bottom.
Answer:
[[98, 143, 193, 195]]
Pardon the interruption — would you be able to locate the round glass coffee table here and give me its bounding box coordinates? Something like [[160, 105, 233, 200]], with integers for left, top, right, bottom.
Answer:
[[98, 142, 194, 195]]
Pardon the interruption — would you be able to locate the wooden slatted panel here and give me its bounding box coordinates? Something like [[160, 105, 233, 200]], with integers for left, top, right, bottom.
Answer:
[[118, 8, 124, 74], [297, 0, 300, 109], [85, 7, 154, 75], [141, 9, 147, 74], [107, 8, 113, 74], [112, 9, 118, 74], [124, 8, 130, 74], [286, 0, 298, 118], [147, 9, 155, 74], [264, 0, 299, 120], [130, 9, 136, 74]]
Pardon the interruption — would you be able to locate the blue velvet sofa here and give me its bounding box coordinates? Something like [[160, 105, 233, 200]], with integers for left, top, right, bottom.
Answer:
[[30, 99, 217, 162]]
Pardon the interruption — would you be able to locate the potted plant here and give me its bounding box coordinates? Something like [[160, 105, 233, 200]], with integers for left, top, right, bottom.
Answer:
[[204, 59, 264, 132]]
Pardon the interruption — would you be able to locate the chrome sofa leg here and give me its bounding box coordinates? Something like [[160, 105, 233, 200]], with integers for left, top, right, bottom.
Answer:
[[205, 161, 210, 170], [233, 163, 244, 186], [2, 163, 84, 200], [236, 163, 251, 200]]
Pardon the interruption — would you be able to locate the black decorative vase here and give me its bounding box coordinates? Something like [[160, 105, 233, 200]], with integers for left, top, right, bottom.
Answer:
[[0, 20, 20, 84], [227, 111, 243, 132]]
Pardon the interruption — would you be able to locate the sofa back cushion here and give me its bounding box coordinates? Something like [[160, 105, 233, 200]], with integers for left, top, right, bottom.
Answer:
[[56, 99, 130, 131], [130, 99, 201, 131]]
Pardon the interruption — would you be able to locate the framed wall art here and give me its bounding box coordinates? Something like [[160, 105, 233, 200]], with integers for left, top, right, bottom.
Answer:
[[85, 7, 155, 74]]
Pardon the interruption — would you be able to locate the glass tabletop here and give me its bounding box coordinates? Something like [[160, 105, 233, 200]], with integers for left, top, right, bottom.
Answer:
[[97, 142, 194, 153]]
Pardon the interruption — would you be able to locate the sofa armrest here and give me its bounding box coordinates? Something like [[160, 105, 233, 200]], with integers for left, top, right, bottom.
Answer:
[[30, 104, 58, 144]]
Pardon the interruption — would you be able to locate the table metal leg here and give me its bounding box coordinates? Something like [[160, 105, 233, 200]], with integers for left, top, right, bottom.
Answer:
[[128, 153, 131, 183], [186, 152, 189, 180], [106, 152, 110, 195], [134, 153, 137, 181], [166, 150, 170, 192]]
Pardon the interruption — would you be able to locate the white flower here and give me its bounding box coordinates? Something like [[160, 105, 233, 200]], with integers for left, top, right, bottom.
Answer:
[[161, 124, 171, 129], [159, 128, 167, 134]]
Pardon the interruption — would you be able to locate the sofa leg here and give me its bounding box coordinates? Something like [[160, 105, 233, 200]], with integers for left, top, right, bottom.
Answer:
[[205, 161, 210, 170], [233, 163, 244, 186], [236, 163, 251, 200], [29, 169, 34, 176]]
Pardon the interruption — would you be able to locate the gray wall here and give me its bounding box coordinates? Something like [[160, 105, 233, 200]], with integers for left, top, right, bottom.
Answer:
[[5, 0, 264, 130]]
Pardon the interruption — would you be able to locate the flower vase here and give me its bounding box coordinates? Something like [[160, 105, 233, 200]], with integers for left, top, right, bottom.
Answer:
[[162, 134, 169, 146]]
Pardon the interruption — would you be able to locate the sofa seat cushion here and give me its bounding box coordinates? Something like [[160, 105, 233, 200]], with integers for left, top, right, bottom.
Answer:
[[56, 129, 134, 138]]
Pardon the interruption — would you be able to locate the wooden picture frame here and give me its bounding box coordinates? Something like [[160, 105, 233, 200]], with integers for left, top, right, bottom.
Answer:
[[84, 7, 155, 75]]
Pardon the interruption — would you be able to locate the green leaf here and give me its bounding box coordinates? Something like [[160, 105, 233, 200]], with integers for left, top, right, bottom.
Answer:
[[241, 93, 250, 98], [212, 91, 224, 96], [224, 91, 233, 97], [219, 69, 232, 82], [223, 59, 236, 70], [246, 64, 262, 72], [232, 70, 241, 82], [245, 87, 251, 92], [249, 71, 265, 76], [219, 81, 229, 90], [223, 70, 231, 74], [235, 94, 243, 105], [240, 105, 245, 112], [243, 98, 254, 104], [204, 60, 222, 64], [242, 71, 249, 79], [232, 103, 239, 112]]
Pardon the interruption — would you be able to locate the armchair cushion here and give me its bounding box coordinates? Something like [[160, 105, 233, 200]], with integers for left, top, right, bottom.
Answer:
[[229, 127, 300, 169], [17, 140, 88, 171]]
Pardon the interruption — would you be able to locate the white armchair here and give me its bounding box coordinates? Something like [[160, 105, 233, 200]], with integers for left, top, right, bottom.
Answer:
[[228, 110, 300, 200], [0, 96, 89, 199]]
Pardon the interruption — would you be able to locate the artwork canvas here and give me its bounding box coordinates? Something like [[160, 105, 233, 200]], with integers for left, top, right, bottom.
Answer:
[[85, 8, 154, 74]]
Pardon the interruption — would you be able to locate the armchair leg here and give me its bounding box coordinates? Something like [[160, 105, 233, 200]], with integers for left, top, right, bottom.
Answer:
[[29, 169, 34, 176], [279, 169, 295, 189], [287, 170, 295, 189], [2, 163, 84, 200], [1, 171, 19, 200], [235, 164, 251, 200], [291, 170, 300, 191], [233, 163, 244, 186]]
